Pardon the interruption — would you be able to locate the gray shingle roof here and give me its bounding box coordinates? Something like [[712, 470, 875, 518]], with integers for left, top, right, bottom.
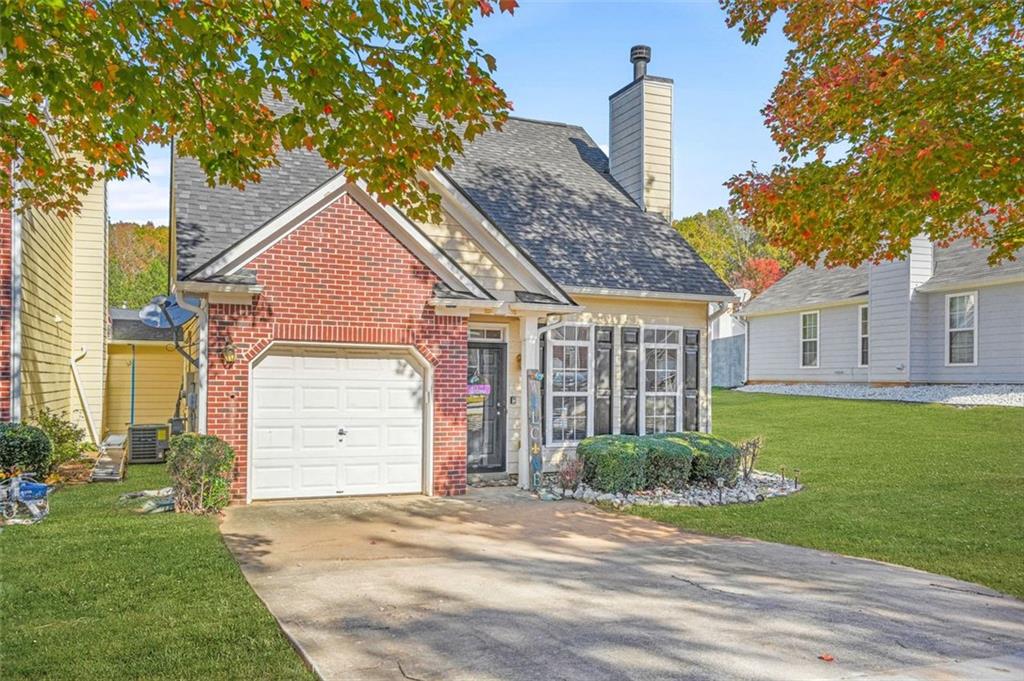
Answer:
[[173, 117, 731, 298], [109, 308, 175, 342], [743, 240, 1023, 315]]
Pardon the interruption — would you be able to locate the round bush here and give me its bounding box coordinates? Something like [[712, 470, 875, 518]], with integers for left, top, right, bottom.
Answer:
[[577, 435, 647, 493], [651, 432, 740, 485], [0, 422, 53, 475], [640, 435, 693, 490]]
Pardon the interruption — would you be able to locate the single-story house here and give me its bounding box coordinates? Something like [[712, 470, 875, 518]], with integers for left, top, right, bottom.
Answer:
[[170, 46, 733, 503], [104, 308, 183, 437], [740, 236, 1024, 385]]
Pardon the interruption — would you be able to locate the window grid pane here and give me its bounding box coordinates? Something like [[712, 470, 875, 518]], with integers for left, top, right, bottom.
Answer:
[[802, 340, 818, 367], [550, 326, 591, 442], [949, 330, 974, 364]]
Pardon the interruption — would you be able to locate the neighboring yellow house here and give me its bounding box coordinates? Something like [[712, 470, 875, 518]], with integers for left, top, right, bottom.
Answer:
[[104, 308, 183, 436], [3, 176, 107, 443]]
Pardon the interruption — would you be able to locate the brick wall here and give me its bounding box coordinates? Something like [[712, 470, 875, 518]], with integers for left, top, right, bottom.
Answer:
[[205, 193, 468, 501], [0, 206, 13, 422]]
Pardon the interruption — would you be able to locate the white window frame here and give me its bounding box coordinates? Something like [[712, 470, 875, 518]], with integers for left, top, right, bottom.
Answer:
[[638, 325, 684, 435], [468, 324, 506, 343], [945, 291, 978, 367], [858, 305, 869, 367], [800, 311, 820, 368], [545, 323, 594, 445]]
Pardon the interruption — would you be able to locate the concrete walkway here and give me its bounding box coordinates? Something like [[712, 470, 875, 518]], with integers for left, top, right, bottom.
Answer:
[[221, 488, 1024, 681]]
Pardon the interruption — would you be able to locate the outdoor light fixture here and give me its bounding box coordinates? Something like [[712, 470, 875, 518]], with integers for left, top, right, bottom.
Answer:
[[715, 477, 725, 504], [793, 468, 801, 488], [220, 341, 237, 366]]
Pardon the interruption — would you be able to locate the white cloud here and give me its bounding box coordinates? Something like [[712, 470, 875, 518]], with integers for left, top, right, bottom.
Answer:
[[108, 144, 170, 225]]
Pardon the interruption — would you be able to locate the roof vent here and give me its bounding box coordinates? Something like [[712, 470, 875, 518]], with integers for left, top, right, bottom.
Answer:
[[630, 45, 651, 80]]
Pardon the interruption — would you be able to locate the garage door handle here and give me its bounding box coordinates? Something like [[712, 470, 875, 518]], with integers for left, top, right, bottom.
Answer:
[[337, 427, 347, 441]]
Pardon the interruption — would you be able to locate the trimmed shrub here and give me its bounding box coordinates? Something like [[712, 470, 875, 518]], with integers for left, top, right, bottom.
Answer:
[[166, 434, 235, 513], [642, 435, 693, 489], [653, 432, 741, 485], [0, 422, 53, 475], [577, 435, 646, 493]]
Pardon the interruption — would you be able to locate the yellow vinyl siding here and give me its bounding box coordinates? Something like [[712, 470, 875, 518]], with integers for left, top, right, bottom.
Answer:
[[418, 209, 522, 300], [20, 206, 74, 419], [640, 79, 673, 222], [69, 179, 107, 440], [105, 344, 182, 436]]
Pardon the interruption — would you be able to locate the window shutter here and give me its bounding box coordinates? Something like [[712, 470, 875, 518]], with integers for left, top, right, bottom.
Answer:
[[620, 327, 639, 435], [594, 326, 613, 435], [683, 330, 700, 431]]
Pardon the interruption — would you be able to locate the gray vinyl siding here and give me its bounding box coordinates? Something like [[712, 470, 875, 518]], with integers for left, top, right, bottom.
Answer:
[[867, 260, 911, 382], [747, 305, 869, 383], [919, 282, 1024, 383]]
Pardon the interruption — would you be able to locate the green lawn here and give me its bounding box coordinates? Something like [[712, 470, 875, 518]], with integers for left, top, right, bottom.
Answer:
[[633, 389, 1024, 599], [0, 466, 314, 680]]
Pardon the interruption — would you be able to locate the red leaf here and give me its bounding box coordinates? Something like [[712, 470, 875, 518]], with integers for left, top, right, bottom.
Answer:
[[929, 188, 941, 202], [478, 0, 494, 16], [26, 113, 40, 126], [818, 654, 835, 663], [92, 80, 105, 93], [499, 0, 519, 14], [322, 104, 333, 115]]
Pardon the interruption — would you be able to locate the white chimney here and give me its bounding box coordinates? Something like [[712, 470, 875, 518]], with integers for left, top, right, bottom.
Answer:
[[608, 45, 674, 223]]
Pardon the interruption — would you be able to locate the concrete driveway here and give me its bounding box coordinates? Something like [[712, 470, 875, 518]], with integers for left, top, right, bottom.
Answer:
[[221, 488, 1024, 681]]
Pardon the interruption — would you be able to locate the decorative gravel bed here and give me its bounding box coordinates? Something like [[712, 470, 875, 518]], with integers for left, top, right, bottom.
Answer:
[[537, 471, 802, 508], [736, 383, 1024, 408]]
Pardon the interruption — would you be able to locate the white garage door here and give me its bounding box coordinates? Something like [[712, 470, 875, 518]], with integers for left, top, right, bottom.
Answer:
[[251, 350, 424, 499]]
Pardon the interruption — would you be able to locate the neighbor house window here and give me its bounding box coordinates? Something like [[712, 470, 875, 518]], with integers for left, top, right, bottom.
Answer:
[[548, 325, 591, 443], [946, 292, 977, 365], [642, 328, 681, 434], [858, 305, 869, 367], [800, 311, 819, 368]]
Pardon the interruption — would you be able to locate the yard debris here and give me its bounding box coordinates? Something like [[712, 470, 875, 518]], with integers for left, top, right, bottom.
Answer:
[[818, 653, 835, 662], [0, 473, 51, 526], [119, 487, 175, 513]]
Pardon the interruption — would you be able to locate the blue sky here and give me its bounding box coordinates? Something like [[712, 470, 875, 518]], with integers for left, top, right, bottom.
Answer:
[[109, 0, 789, 225]]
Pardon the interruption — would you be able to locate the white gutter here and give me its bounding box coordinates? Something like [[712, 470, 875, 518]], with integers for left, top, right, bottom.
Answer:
[[565, 285, 737, 304], [175, 291, 207, 433], [70, 348, 99, 445], [10, 164, 22, 421]]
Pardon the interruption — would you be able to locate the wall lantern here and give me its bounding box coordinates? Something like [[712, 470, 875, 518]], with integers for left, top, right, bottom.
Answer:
[[220, 341, 237, 366]]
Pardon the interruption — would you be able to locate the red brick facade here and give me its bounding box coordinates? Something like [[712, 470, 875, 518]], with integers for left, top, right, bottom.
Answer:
[[205, 193, 468, 501], [0, 206, 13, 422]]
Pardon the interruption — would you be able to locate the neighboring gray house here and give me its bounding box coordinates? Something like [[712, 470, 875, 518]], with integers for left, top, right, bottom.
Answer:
[[740, 237, 1024, 385]]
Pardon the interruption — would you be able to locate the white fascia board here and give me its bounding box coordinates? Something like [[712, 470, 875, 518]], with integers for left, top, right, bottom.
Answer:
[[427, 170, 573, 305], [185, 173, 490, 301], [916, 273, 1024, 293], [739, 296, 868, 318], [564, 285, 737, 304], [508, 302, 582, 314], [174, 280, 262, 295], [190, 173, 351, 281], [344, 183, 491, 300]]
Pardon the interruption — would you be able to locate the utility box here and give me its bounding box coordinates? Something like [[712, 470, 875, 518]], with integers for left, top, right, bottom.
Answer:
[[127, 424, 171, 463]]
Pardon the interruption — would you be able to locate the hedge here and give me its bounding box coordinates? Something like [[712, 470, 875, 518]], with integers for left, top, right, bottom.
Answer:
[[0, 422, 53, 475], [576, 432, 739, 493]]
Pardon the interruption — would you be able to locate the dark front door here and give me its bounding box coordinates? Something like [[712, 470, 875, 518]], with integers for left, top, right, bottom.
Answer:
[[467, 343, 506, 473]]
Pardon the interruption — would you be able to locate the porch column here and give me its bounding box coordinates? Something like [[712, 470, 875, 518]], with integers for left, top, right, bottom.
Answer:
[[518, 314, 541, 490]]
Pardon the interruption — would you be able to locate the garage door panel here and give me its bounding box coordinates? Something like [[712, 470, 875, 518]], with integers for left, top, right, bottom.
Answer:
[[251, 349, 424, 500]]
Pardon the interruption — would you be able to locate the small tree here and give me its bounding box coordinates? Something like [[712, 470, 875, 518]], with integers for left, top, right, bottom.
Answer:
[[737, 436, 764, 481], [732, 257, 784, 295], [166, 434, 235, 514]]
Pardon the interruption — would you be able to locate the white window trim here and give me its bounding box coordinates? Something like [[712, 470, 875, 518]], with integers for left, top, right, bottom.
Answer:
[[638, 325, 684, 435], [799, 310, 820, 368], [858, 305, 869, 368], [944, 291, 978, 367], [545, 322, 594, 445], [468, 323, 506, 343]]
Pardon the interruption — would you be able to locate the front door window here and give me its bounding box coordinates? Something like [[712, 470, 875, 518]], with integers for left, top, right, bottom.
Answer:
[[467, 343, 506, 473]]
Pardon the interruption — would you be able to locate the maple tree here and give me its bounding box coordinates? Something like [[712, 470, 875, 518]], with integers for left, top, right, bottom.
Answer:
[[732, 256, 784, 295], [721, 1, 1024, 266], [674, 207, 791, 287], [1, 0, 517, 220]]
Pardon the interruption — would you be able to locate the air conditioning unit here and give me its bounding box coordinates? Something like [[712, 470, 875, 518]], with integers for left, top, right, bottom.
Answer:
[[128, 424, 171, 463]]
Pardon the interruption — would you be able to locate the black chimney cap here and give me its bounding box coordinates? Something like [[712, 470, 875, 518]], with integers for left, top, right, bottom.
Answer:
[[630, 45, 652, 65]]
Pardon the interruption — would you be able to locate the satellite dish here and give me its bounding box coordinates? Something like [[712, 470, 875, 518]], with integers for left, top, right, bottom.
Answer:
[[139, 295, 200, 329]]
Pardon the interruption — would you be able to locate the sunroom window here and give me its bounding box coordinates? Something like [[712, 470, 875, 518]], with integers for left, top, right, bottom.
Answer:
[[548, 325, 591, 443], [642, 328, 680, 434]]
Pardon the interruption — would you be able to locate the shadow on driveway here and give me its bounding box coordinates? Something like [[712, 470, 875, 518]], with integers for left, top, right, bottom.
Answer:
[[221, 488, 1024, 681]]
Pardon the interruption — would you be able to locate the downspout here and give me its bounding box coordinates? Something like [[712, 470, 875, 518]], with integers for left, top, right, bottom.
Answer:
[[129, 344, 136, 425], [71, 348, 99, 445], [175, 290, 207, 433], [10, 162, 23, 422]]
